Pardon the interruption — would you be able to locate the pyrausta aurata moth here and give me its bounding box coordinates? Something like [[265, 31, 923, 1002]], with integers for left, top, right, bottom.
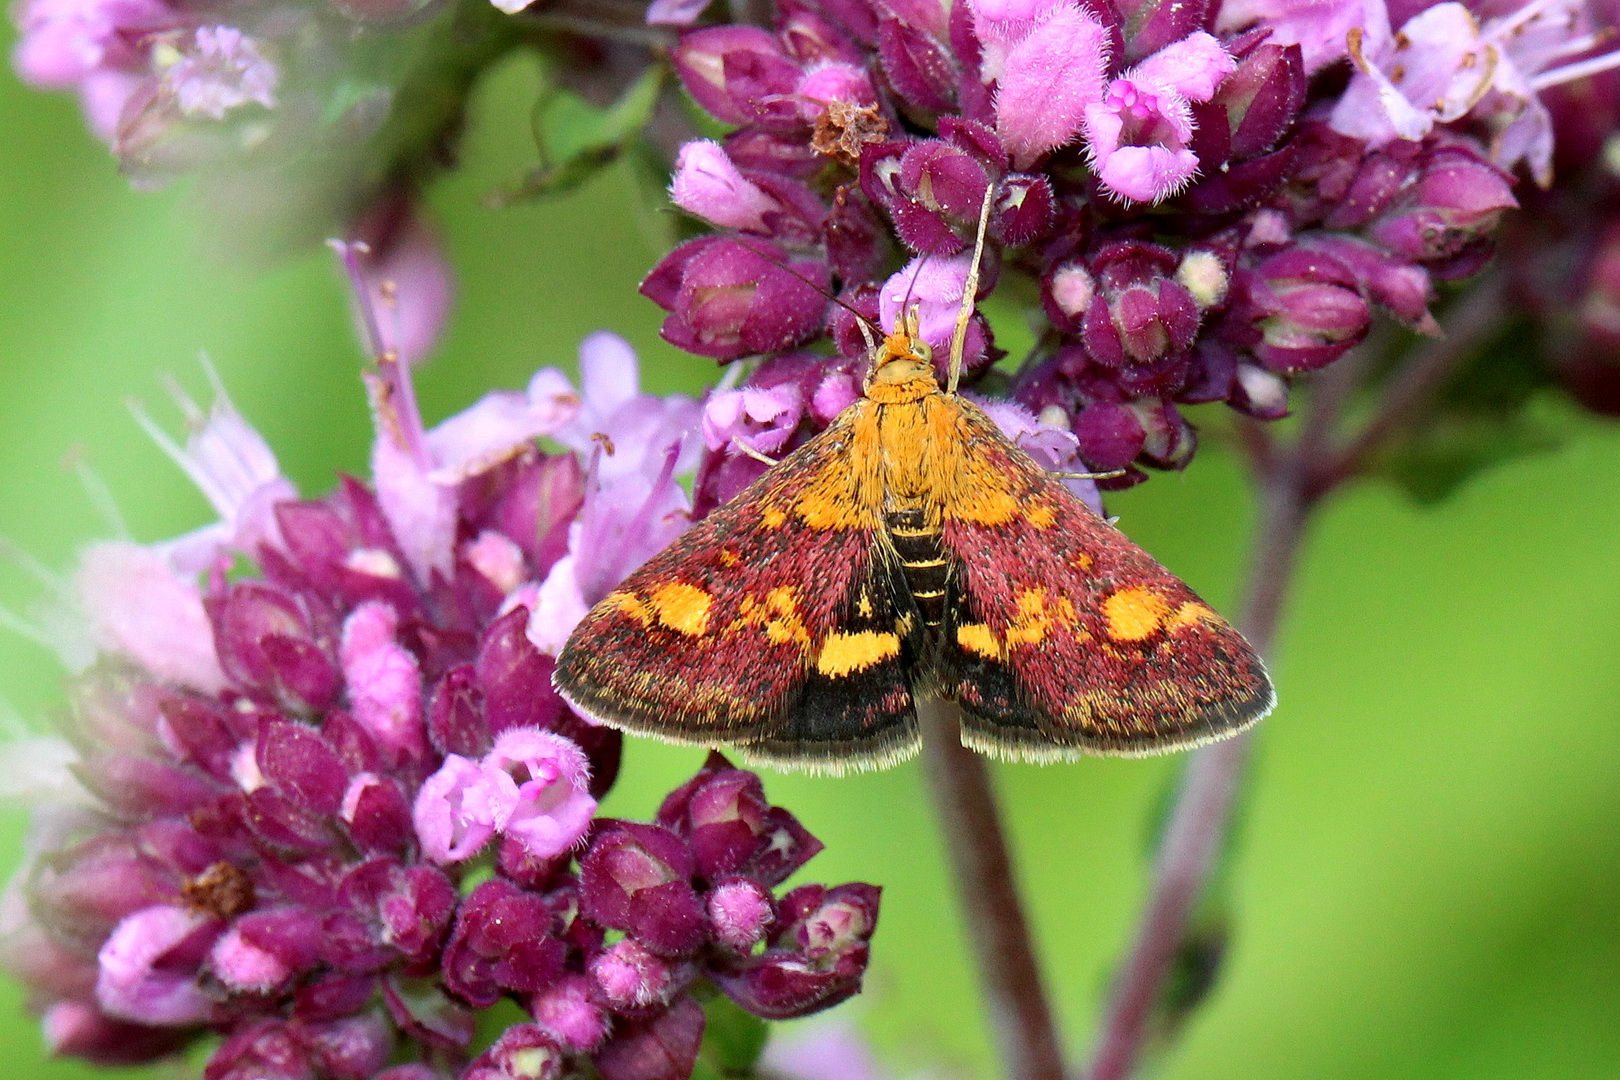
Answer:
[[555, 194, 1273, 773]]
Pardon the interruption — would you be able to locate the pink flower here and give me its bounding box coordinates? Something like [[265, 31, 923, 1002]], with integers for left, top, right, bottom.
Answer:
[[130, 367, 296, 574], [95, 905, 214, 1025], [645, 0, 712, 25], [553, 331, 702, 480], [10, 0, 166, 89], [412, 754, 503, 863], [1216, 0, 1392, 73], [670, 140, 787, 234], [482, 728, 596, 858], [701, 384, 803, 456], [971, 0, 1112, 167], [164, 25, 277, 120], [347, 196, 456, 369], [340, 601, 425, 764], [879, 253, 974, 355], [1331, 0, 1620, 185], [74, 541, 226, 694], [1082, 32, 1237, 203], [412, 730, 595, 863]]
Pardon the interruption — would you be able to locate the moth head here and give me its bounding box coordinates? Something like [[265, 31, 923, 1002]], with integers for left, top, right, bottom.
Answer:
[[867, 304, 937, 389]]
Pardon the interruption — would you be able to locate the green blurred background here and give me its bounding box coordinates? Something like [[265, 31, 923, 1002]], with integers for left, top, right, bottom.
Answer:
[[6, 33, 1620, 1080]]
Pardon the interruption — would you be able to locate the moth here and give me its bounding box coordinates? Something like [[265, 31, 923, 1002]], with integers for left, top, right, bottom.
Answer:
[[554, 199, 1273, 773]]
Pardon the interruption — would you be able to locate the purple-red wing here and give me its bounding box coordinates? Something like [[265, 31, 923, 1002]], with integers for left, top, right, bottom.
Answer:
[[939, 404, 1273, 756], [553, 415, 886, 743]]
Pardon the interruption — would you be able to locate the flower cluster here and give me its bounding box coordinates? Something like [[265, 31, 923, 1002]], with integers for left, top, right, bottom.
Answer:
[[650, 0, 1618, 489], [0, 302, 878, 1080]]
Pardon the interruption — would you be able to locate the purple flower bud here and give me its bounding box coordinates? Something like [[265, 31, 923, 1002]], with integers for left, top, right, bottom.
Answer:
[[425, 663, 490, 758], [383, 974, 475, 1050], [341, 772, 414, 854], [468, 1024, 565, 1080], [478, 607, 566, 735], [711, 881, 881, 1019], [1073, 401, 1148, 470], [1078, 242, 1202, 366], [442, 879, 567, 1007], [641, 237, 830, 361], [205, 1020, 315, 1080], [257, 720, 348, 816], [306, 1014, 394, 1080], [592, 994, 706, 1080], [877, 18, 958, 113], [589, 938, 685, 1009], [1244, 248, 1371, 371], [1370, 147, 1517, 269], [211, 908, 320, 992], [340, 601, 426, 766], [39, 1000, 191, 1065], [1233, 362, 1291, 419], [656, 754, 824, 885], [707, 879, 775, 950], [1213, 42, 1305, 162], [206, 582, 339, 710], [31, 834, 179, 946], [579, 822, 707, 957], [529, 973, 609, 1051], [994, 172, 1056, 245], [95, 904, 216, 1025], [672, 27, 800, 125]]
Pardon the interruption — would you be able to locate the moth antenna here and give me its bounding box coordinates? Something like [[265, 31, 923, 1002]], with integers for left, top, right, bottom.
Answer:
[[1054, 468, 1127, 480], [897, 253, 932, 329], [948, 185, 997, 395], [719, 233, 883, 341], [731, 439, 780, 466]]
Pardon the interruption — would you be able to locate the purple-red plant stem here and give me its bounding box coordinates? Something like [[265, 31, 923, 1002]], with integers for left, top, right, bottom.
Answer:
[[1080, 454, 1307, 1080], [919, 697, 1067, 1080], [1079, 278, 1511, 1079]]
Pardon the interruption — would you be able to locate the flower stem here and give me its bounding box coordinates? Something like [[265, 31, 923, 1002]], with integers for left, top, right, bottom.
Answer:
[[919, 697, 1067, 1080], [1080, 458, 1307, 1080]]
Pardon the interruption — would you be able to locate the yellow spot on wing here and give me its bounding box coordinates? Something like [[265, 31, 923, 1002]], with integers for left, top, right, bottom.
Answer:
[[815, 630, 901, 677], [1026, 502, 1056, 529], [1103, 587, 1172, 642], [1167, 601, 1218, 630], [604, 591, 653, 627], [761, 507, 786, 528], [762, 587, 809, 646], [649, 581, 712, 636], [1002, 588, 1076, 648], [718, 550, 740, 567], [957, 622, 1002, 659]]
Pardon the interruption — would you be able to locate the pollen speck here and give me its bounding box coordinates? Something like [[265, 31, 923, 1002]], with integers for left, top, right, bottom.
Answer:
[[649, 581, 713, 636], [1103, 587, 1172, 641]]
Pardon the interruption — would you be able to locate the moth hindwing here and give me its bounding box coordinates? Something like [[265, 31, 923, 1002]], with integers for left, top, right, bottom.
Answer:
[[553, 328, 1274, 774]]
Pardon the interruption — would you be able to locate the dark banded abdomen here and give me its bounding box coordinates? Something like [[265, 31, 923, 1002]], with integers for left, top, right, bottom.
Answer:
[[885, 507, 950, 632]]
